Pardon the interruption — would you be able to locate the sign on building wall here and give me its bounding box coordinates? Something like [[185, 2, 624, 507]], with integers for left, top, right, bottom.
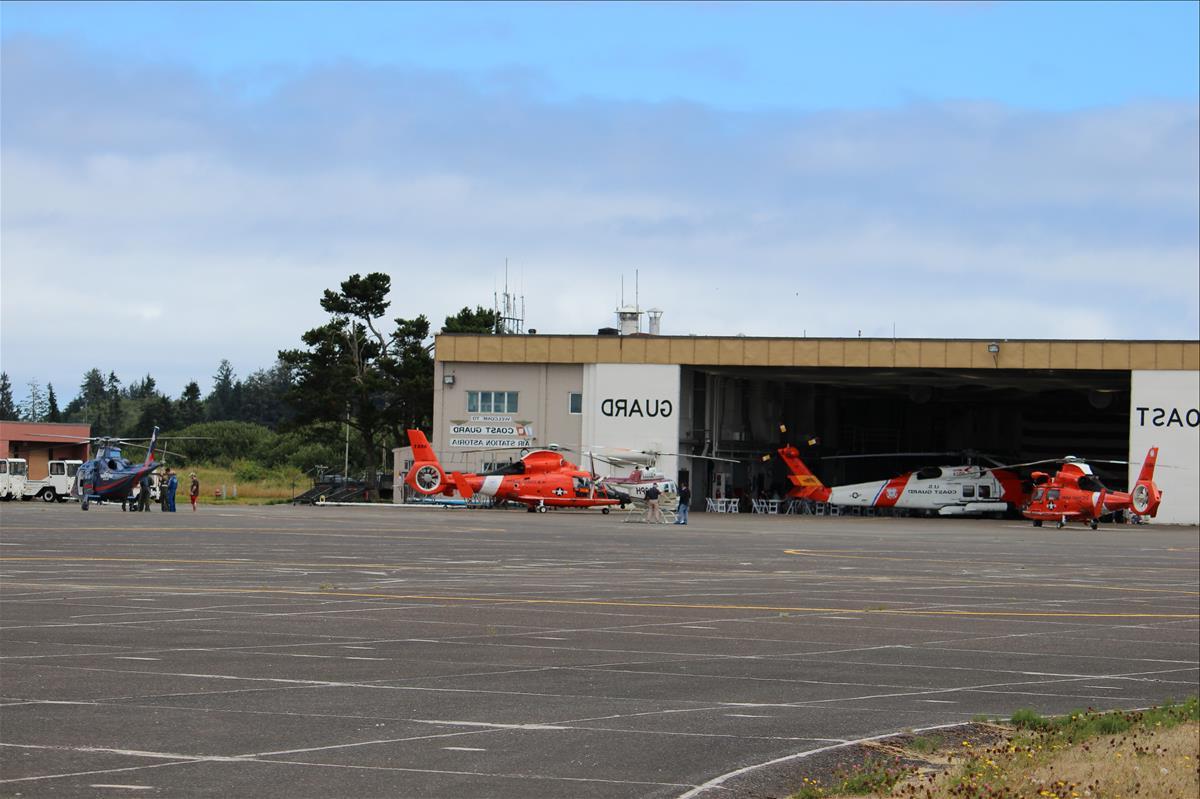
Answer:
[[582, 364, 681, 479], [447, 416, 535, 448], [1130, 370, 1200, 525]]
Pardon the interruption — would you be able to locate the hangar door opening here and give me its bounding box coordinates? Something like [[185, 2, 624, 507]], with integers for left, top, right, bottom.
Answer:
[[679, 367, 1131, 502]]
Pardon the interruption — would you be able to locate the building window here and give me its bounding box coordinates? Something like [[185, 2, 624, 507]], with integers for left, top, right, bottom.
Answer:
[[467, 390, 519, 414], [568, 392, 583, 414]]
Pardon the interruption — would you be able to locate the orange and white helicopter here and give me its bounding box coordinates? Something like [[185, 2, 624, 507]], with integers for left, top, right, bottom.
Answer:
[[771, 443, 1028, 516], [1018, 447, 1162, 529], [403, 430, 628, 513]]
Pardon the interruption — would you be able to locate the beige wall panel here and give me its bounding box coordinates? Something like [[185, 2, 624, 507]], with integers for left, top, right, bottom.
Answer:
[[867, 340, 894, 367], [970, 343, 993, 369], [744, 339, 769, 366], [718, 338, 744, 365], [548, 337, 573, 363], [945, 341, 971, 367], [596, 337, 621, 362], [525, 336, 550, 362], [476, 337, 502, 362], [795, 340, 820, 365], [693, 339, 720, 364], [621, 337, 647, 363], [1024, 341, 1050, 369], [436, 336, 457, 361], [453, 337, 479, 362], [644, 338, 672, 364], [1101, 342, 1131, 370], [1076, 342, 1103, 369], [919, 341, 946, 368], [1156, 342, 1183, 369], [818, 339, 845, 366], [500, 337, 526, 361], [895, 340, 920, 367], [670, 338, 697, 364], [1183, 343, 1200, 371], [844, 340, 869, 366], [767, 339, 793, 366], [995, 342, 1022, 369], [1129, 342, 1157, 369], [1049, 341, 1077, 369], [572, 337, 598, 363]]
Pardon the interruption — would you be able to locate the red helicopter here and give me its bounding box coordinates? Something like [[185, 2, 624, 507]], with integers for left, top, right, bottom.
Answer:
[[403, 430, 628, 513], [1020, 447, 1163, 529]]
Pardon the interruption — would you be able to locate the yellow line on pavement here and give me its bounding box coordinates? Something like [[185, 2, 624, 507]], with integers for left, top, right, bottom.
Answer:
[[2, 581, 1196, 620]]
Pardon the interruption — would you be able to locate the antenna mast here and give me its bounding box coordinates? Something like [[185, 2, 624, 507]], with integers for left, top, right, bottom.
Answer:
[[494, 258, 526, 334]]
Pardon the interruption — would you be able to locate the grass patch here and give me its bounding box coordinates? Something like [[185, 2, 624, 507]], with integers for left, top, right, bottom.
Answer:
[[788, 698, 1198, 799]]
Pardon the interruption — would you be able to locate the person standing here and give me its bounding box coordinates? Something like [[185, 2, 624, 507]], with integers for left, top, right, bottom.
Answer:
[[674, 482, 691, 525], [643, 484, 663, 524], [137, 475, 151, 512], [165, 468, 178, 512], [189, 472, 200, 512]]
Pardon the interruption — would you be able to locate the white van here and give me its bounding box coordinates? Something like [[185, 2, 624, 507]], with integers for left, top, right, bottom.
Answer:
[[22, 460, 83, 502], [1, 459, 29, 500]]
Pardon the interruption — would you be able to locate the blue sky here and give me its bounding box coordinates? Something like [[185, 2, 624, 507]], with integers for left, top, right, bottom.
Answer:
[[1, 1, 1197, 405]]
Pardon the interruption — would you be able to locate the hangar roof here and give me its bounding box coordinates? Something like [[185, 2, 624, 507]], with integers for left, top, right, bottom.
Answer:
[[435, 335, 1199, 372]]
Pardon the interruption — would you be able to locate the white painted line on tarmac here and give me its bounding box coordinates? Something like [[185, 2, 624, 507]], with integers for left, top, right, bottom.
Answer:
[[443, 747, 487, 752], [415, 720, 569, 731], [113, 657, 161, 661], [91, 785, 154, 791]]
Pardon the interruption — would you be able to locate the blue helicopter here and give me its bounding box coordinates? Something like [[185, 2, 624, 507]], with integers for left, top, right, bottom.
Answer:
[[72, 427, 163, 511]]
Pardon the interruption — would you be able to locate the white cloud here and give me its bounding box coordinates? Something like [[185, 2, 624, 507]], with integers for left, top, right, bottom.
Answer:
[[1, 39, 1196, 404]]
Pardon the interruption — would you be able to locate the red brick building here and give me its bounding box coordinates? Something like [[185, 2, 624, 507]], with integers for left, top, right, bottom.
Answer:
[[0, 421, 91, 479]]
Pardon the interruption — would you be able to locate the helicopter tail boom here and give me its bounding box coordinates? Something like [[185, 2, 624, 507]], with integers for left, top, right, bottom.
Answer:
[[1130, 447, 1163, 518]]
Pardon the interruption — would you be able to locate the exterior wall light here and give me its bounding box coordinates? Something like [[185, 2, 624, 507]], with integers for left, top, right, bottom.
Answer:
[[443, 374, 456, 386]]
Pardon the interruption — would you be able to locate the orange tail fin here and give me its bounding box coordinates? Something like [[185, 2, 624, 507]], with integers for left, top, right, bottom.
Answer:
[[777, 445, 831, 501], [404, 429, 451, 496], [1130, 446, 1163, 518]]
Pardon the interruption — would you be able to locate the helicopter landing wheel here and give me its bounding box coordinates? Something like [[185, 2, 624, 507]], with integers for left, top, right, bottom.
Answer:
[[601, 507, 610, 514], [1089, 519, 1099, 530], [536, 505, 548, 513], [1032, 520, 1042, 527], [1055, 520, 1065, 529], [81, 499, 89, 511]]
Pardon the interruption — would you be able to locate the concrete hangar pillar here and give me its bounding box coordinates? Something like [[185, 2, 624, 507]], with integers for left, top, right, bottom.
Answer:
[[430, 334, 1198, 524]]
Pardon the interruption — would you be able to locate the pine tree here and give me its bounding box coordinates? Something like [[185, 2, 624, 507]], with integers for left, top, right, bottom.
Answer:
[[46, 384, 61, 423], [0, 373, 16, 420], [177, 381, 205, 427]]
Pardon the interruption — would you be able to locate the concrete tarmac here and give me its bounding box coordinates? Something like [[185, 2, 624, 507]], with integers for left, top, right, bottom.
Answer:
[[1, 502, 1196, 798]]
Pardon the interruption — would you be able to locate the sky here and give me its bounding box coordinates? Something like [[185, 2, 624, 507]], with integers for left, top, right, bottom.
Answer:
[[2, 0, 1198, 407]]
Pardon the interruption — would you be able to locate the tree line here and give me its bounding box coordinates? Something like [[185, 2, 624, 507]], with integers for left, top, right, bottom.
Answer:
[[1, 274, 498, 498]]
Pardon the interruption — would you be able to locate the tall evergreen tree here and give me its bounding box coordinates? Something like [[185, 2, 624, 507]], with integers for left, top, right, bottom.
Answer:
[[177, 381, 205, 427], [46, 384, 61, 423], [0, 372, 17, 420], [207, 360, 238, 421], [105, 372, 123, 433], [280, 273, 432, 499]]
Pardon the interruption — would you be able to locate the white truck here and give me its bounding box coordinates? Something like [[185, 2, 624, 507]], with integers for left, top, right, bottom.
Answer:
[[1, 458, 29, 500], [22, 460, 83, 503]]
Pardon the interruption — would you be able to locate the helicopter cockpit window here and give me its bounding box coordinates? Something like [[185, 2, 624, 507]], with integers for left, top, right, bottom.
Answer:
[[1032, 487, 1044, 501], [573, 476, 591, 490], [978, 484, 991, 499], [1048, 489, 1061, 500], [1077, 475, 1107, 492], [915, 467, 942, 480]]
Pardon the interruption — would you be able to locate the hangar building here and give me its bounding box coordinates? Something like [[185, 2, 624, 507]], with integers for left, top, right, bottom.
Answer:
[[410, 333, 1199, 525]]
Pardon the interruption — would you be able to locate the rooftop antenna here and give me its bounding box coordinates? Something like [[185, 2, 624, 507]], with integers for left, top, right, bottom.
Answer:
[[494, 258, 526, 335]]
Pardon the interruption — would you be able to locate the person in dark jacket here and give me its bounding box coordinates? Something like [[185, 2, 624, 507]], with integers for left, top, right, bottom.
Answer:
[[643, 484, 664, 524], [165, 468, 178, 512], [674, 483, 691, 524], [137, 475, 152, 512]]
